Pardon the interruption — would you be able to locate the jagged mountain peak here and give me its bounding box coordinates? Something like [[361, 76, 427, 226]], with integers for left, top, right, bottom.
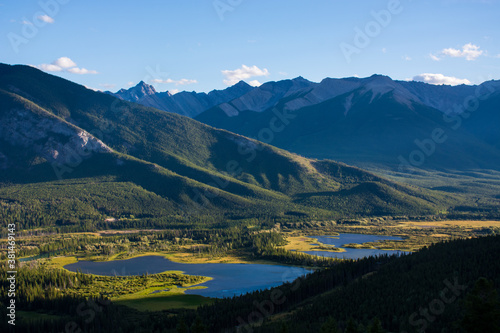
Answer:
[[130, 80, 157, 95], [233, 80, 252, 88], [291, 76, 312, 83], [112, 80, 157, 102]]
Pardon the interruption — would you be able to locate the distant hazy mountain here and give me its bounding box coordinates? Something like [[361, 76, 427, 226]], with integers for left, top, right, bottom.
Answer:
[[399, 80, 500, 114], [107, 80, 254, 118], [0, 63, 456, 226], [201, 74, 500, 117], [196, 75, 500, 172], [108, 74, 500, 123], [462, 91, 500, 150]]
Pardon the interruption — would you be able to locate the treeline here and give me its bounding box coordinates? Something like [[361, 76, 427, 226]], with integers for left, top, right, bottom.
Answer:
[[248, 232, 337, 267], [0, 262, 207, 333], [1, 228, 338, 267], [0, 191, 319, 234], [172, 255, 396, 332], [174, 229, 337, 266], [0, 262, 93, 305], [183, 235, 500, 333], [1, 236, 499, 332]]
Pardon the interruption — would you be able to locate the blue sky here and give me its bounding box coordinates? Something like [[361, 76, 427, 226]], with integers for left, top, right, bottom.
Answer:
[[1, 0, 499, 93]]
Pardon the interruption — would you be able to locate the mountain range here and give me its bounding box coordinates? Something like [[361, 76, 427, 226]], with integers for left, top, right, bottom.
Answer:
[[106, 80, 254, 118], [110, 74, 500, 117], [109, 74, 500, 173], [0, 63, 460, 229]]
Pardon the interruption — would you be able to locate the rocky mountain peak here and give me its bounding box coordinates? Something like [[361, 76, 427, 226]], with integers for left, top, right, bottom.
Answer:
[[113, 81, 157, 102]]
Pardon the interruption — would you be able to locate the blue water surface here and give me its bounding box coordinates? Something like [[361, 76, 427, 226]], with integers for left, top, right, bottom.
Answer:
[[303, 233, 408, 260], [65, 256, 311, 298], [64, 233, 408, 297]]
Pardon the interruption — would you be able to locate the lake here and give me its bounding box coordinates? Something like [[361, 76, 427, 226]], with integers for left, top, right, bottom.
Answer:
[[303, 233, 408, 260], [63, 233, 407, 297], [64, 256, 312, 298]]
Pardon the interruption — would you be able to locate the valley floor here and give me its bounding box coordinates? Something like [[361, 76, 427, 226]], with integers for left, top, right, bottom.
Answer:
[[3, 219, 498, 318]]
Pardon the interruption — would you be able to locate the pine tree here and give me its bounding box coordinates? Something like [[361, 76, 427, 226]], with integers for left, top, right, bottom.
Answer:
[[344, 318, 359, 333], [279, 323, 289, 333], [368, 317, 385, 333], [176, 316, 188, 333], [320, 317, 339, 333], [191, 315, 208, 333], [461, 277, 500, 333]]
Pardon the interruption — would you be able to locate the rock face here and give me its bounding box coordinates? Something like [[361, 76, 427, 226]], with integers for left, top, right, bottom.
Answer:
[[0, 106, 112, 166], [112, 81, 157, 102]]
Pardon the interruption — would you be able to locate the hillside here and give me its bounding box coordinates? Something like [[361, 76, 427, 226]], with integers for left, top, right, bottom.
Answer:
[[0, 64, 459, 230]]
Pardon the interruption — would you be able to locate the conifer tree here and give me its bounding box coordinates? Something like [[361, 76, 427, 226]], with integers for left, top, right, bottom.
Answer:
[[461, 277, 500, 333]]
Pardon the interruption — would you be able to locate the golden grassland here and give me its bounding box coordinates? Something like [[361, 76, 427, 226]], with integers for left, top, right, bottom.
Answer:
[[281, 235, 345, 253], [99, 247, 280, 265], [10, 220, 500, 313], [280, 219, 499, 252], [44, 251, 253, 270], [397, 220, 500, 228]]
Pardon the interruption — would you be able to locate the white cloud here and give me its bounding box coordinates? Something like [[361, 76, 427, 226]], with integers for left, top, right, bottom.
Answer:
[[248, 80, 262, 87], [151, 78, 173, 84], [151, 78, 197, 86], [222, 65, 270, 86], [403, 55, 412, 61], [382, 48, 387, 53], [411, 73, 472, 86], [35, 57, 98, 75], [53, 57, 77, 68], [37, 14, 54, 24], [127, 81, 134, 87], [66, 67, 98, 75], [429, 53, 441, 61], [432, 43, 484, 61], [38, 63, 62, 72], [21, 19, 33, 25], [176, 78, 197, 85], [169, 89, 180, 95]]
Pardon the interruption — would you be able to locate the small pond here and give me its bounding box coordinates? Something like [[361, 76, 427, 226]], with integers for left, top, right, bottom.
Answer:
[[303, 233, 408, 260]]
